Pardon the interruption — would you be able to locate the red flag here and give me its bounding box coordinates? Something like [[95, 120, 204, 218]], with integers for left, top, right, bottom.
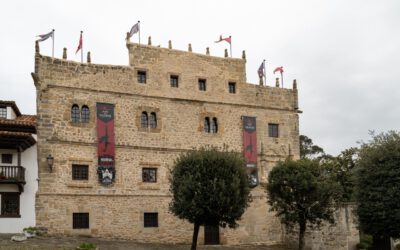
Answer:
[[273, 66, 284, 74], [215, 35, 231, 44], [76, 32, 83, 54]]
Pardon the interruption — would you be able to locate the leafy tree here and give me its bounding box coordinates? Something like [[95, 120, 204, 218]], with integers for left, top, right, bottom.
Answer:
[[267, 159, 341, 250], [356, 131, 400, 250], [299, 135, 325, 159], [169, 146, 251, 250]]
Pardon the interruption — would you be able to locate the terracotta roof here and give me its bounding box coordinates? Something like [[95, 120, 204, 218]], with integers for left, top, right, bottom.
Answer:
[[0, 100, 21, 116], [0, 115, 37, 133]]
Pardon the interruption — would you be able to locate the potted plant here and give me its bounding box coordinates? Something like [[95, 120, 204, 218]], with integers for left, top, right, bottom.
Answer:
[[0, 171, 7, 180], [23, 226, 38, 238]]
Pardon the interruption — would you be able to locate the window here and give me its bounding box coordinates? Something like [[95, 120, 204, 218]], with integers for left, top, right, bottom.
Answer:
[[81, 105, 90, 123], [170, 75, 179, 88], [1, 154, 12, 164], [72, 164, 89, 180], [144, 212, 158, 227], [198, 79, 206, 91], [1, 193, 20, 217], [71, 104, 80, 123], [211, 118, 218, 133], [137, 70, 147, 84], [228, 82, 236, 94], [73, 213, 89, 229], [142, 168, 157, 183], [149, 112, 157, 129], [141, 112, 148, 128], [268, 123, 279, 138], [0, 107, 6, 119], [204, 117, 210, 133]]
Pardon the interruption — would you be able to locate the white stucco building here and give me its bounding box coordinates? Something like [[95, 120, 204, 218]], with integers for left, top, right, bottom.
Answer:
[[0, 101, 37, 233]]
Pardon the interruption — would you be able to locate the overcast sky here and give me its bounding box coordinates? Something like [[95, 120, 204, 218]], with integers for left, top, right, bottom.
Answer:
[[1, 0, 399, 155]]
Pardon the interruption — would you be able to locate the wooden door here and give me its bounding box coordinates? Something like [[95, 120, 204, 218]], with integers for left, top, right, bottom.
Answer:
[[204, 224, 220, 245]]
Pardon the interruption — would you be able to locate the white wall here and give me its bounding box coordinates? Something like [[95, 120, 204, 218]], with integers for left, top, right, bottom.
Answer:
[[0, 141, 37, 233], [6, 106, 16, 120]]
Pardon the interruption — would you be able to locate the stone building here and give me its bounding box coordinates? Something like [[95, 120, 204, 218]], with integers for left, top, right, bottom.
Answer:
[[32, 38, 300, 245], [0, 101, 37, 233]]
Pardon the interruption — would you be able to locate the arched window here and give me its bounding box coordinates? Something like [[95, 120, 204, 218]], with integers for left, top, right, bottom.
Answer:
[[71, 104, 80, 123], [81, 105, 90, 123], [141, 112, 148, 128], [149, 112, 157, 129], [211, 118, 218, 133], [204, 117, 210, 133]]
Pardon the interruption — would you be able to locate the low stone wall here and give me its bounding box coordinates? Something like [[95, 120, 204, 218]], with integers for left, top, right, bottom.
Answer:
[[284, 204, 359, 250]]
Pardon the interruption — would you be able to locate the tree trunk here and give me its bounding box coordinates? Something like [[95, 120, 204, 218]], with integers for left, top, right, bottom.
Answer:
[[372, 235, 391, 250], [191, 222, 200, 250], [298, 221, 306, 250]]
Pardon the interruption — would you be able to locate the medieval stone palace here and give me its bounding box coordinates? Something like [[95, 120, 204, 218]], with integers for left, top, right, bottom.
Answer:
[[32, 37, 303, 245]]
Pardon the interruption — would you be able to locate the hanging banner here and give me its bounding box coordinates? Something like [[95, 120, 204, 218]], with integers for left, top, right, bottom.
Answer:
[[96, 103, 115, 185], [242, 116, 258, 188]]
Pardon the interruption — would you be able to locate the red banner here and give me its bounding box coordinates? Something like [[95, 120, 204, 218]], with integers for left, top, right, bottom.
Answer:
[[242, 116, 258, 187], [97, 103, 115, 185]]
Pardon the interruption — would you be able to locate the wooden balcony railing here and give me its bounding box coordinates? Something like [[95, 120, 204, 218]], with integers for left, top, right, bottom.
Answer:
[[0, 166, 25, 183]]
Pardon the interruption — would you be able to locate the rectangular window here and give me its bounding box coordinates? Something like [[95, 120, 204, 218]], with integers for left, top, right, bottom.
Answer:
[[268, 123, 279, 138], [170, 75, 179, 88], [1, 154, 12, 164], [144, 212, 158, 227], [137, 70, 147, 84], [228, 82, 236, 94], [142, 168, 157, 183], [0, 107, 6, 119], [73, 213, 89, 229], [198, 79, 206, 91], [1, 193, 20, 217], [72, 164, 89, 180]]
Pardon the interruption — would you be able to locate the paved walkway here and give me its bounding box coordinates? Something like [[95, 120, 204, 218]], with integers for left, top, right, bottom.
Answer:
[[0, 234, 290, 250]]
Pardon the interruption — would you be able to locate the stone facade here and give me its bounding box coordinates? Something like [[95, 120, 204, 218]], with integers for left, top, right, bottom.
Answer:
[[33, 40, 300, 245]]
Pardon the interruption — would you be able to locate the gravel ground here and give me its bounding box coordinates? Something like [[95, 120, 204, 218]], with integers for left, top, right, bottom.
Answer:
[[0, 234, 290, 250]]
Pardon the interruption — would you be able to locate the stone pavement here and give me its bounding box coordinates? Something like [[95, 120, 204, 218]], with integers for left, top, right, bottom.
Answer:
[[0, 234, 290, 250]]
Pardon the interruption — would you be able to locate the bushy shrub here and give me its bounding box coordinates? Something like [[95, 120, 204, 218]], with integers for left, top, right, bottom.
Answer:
[[76, 243, 96, 250]]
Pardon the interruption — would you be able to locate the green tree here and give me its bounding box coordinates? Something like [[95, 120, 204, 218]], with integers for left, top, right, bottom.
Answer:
[[299, 135, 325, 159], [169, 146, 251, 250], [267, 159, 341, 250], [356, 131, 400, 250]]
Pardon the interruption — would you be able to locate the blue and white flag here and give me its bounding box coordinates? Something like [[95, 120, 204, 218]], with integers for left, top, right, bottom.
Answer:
[[128, 21, 140, 38], [36, 30, 54, 42]]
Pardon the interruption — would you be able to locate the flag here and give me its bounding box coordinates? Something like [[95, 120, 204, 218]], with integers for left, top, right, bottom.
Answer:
[[76, 32, 82, 54], [215, 35, 231, 44], [258, 61, 265, 78], [128, 22, 140, 38], [36, 30, 54, 42], [273, 66, 284, 74]]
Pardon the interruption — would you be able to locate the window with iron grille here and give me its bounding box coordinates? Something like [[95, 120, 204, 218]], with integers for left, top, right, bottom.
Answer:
[[144, 212, 158, 227], [73, 213, 89, 229], [268, 123, 279, 138], [0, 107, 6, 119], [228, 82, 236, 94], [1, 154, 12, 164], [1, 193, 20, 217], [72, 164, 89, 180], [170, 75, 179, 88], [81, 105, 90, 123], [211, 118, 218, 133], [198, 79, 206, 91], [137, 71, 147, 84], [71, 104, 80, 123], [149, 112, 157, 129], [142, 168, 157, 182], [204, 117, 210, 133], [141, 112, 148, 128]]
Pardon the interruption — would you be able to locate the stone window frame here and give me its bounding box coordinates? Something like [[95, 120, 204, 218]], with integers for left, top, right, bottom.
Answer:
[[228, 81, 237, 94], [138, 162, 161, 190], [268, 123, 279, 138], [143, 212, 159, 228], [136, 68, 148, 84], [0, 106, 6, 119], [198, 78, 207, 91], [72, 212, 89, 229], [69, 102, 93, 127], [67, 158, 93, 188], [137, 107, 161, 133], [200, 112, 223, 136], [168, 73, 180, 88], [0, 192, 20, 218], [142, 168, 157, 183], [72, 164, 89, 180]]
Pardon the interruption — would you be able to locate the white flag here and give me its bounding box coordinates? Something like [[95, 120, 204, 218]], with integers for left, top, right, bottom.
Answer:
[[128, 22, 140, 38], [36, 30, 54, 42]]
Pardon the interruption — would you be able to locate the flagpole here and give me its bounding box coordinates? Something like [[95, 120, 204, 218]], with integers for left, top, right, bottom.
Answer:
[[229, 36, 232, 57], [52, 29, 55, 58], [263, 60, 266, 86], [138, 20, 141, 45], [80, 31, 83, 63]]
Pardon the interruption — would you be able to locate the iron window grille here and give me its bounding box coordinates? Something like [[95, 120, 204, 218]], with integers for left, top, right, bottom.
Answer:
[[198, 79, 206, 91], [0, 193, 20, 217], [141, 112, 148, 128], [81, 105, 90, 123], [170, 75, 179, 88], [71, 104, 80, 123], [268, 123, 279, 138], [73, 213, 89, 229], [137, 71, 147, 84], [72, 164, 89, 180], [142, 168, 157, 182], [149, 112, 157, 129], [1, 154, 12, 164], [228, 82, 236, 93], [144, 212, 158, 227]]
